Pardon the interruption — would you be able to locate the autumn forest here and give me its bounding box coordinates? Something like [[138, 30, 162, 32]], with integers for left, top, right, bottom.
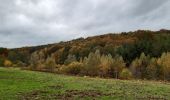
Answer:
[[1, 29, 170, 81]]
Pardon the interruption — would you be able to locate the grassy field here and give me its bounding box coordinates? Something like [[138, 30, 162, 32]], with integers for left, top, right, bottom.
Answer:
[[0, 68, 170, 100]]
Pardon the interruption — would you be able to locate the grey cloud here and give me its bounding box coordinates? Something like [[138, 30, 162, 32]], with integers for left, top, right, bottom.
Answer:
[[0, 0, 170, 48], [131, 0, 169, 16]]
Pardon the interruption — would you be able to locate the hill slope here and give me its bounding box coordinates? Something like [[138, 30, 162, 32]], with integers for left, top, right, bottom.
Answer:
[[7, 29, 170, 65], [1, 29, 170, 81]]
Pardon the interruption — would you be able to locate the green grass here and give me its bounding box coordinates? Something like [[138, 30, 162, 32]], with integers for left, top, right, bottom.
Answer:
[[0, 67, 170, 100]]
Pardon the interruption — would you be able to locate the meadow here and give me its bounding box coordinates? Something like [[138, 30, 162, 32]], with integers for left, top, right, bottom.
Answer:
[[0, 67, 170, 100]]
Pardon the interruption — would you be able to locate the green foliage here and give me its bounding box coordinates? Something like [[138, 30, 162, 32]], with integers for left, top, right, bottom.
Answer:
[[8, 50, 30, 65], [120, 68, 133, 79], [117, 32, 170, 65], [1, 68, 170, 100], [60, 46, 71, 64], [116, 39, 153, 65], [151, 34, 170, 57]]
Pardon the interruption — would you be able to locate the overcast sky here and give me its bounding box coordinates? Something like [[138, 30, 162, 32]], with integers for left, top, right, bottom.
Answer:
[[0, 0, 170, 48]]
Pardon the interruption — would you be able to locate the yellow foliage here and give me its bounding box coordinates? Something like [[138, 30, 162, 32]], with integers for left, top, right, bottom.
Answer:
[[60, 62, 83, 75], [157, 52, 170, 80], [4, 60, 12, 67]]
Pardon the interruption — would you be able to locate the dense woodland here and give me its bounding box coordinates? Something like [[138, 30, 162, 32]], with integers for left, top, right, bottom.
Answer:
[[1, 29, 170, 81]]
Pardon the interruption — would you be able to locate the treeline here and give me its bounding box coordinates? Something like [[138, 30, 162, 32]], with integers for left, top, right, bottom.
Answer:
[[29, 50, 170, 81], [2, 29, 170, 81], [28, 30, 170, 67], [117, 31, 170, 65]]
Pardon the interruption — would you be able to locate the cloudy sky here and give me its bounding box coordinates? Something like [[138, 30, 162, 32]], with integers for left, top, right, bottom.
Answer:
[[0, 0, 170, 48]]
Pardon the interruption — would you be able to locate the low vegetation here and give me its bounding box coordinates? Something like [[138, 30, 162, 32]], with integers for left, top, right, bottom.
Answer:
[[0, 68, 170, 100]]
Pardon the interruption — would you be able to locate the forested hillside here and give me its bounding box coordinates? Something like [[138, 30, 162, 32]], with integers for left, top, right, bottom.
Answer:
[[1, 29, 170, 81]]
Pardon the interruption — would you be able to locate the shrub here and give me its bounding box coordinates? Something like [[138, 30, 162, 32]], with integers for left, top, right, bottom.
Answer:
[[4, 60, 12, 67], [61, 62, 83, 75], [120, 68, 133, 79]]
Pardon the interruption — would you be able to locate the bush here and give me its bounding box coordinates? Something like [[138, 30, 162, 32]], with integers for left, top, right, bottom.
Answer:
[[4, 60, 12, 67], [120, 68, 133, 79], [61, 62, 83, 75]]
